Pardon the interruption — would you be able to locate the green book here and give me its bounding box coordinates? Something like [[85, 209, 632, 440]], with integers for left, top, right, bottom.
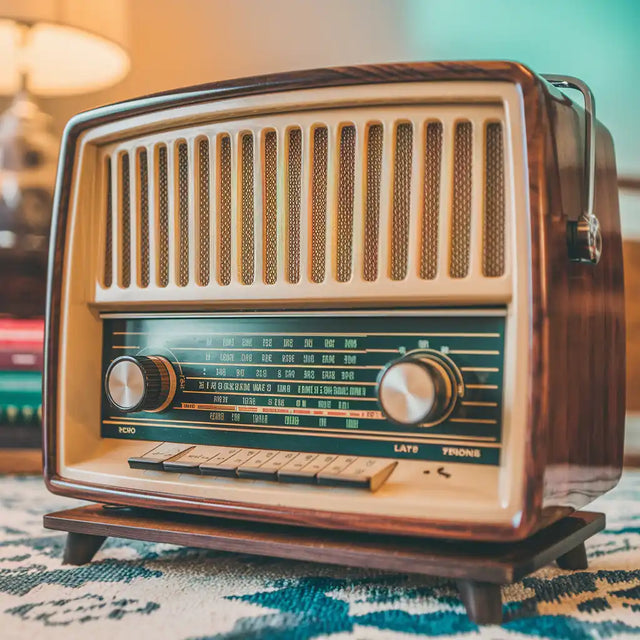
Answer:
[[0, 370, 42, 424]]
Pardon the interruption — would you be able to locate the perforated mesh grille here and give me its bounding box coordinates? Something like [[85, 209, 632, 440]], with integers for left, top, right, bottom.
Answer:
[[336, 125, 356, 283], [287, 128, 302, 284], [240, 133, 255, 285], [363, 124, 383, 282], [120, 152, 131, 288], [390, 123, 413, 281], [176, 142, 189, 287], [138, 150, 150, 288], [157, 145, 169, 287], [449, 121, 473, 278], [197, 138, 210, 286], [99, 110, 508, 295], [483, 122, 505, 277], [420, 122, 442, 280], [311, 127, 328, 283], [103, 158, 112, 287], [218, 135, 232, 286], [263, 131, 278, 284]]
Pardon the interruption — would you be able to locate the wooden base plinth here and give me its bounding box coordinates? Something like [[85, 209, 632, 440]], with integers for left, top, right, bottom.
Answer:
[[43, 506, 604, 625]]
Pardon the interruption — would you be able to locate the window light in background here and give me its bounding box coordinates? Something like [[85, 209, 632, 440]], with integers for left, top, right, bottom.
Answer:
[[0, 0, 130, 317]]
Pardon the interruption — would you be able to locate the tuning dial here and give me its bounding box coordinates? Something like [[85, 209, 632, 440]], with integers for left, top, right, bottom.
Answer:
[[105, 355, 176, 413], [377, 353, 458, 426]]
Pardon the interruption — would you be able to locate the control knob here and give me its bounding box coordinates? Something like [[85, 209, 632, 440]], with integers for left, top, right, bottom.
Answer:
[[105, 355, 176, 413], [377, 353, 459, 426]]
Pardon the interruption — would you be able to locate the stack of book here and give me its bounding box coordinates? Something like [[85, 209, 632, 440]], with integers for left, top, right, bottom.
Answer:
[[0, 318, 43, 448]]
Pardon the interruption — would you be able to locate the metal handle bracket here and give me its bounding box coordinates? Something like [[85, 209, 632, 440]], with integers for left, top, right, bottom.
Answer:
[[542, 74, 602, 264]]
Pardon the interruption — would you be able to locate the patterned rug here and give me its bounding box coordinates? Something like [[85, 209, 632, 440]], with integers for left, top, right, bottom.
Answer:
[[0, 472, 638, 640]]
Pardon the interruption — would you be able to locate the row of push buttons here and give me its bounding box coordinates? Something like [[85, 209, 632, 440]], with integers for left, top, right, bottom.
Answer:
[[128, 443, 398, 492]]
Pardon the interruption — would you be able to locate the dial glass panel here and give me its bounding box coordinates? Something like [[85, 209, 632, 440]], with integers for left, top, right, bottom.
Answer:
[[101, 312, 505, 466]]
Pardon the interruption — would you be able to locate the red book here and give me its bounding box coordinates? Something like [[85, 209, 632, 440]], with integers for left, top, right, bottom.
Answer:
[[0, 318, 45, 346], [0, 318, 44, 371]]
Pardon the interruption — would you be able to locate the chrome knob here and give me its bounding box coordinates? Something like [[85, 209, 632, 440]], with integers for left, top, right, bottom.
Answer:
[[105, 355, 176, 413], [377, 354, 457, 426]]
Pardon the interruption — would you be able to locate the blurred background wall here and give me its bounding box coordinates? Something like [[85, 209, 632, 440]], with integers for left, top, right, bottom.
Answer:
[[0, 0, 638, 444]]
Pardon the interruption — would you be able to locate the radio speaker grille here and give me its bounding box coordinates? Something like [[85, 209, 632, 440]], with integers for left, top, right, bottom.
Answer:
[[421, 122, 442, 280], [119, 152, 131, 288], [103, 157, 113, 287], [483, 122, 505, 277], [197, 138, 210, 286], [157, 145, 170, 288], [218, 134, 232, 286], [263, 131, 278, 285], [363, 124, 383, 282], [449, 121, 473, 279], [287, 128, 302, 284], [138, 149, 150, 288], [101, 111, 507, 292]]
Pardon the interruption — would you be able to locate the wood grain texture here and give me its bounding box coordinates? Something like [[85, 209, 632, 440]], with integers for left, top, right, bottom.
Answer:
[[623, 241, 640, 413], [540, 90, 625, 510], [43, 61, 624, 542], [43, 505, 604, 584]]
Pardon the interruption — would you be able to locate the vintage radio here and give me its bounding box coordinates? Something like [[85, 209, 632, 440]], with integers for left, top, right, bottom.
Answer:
[[44, 61, 625, 543]]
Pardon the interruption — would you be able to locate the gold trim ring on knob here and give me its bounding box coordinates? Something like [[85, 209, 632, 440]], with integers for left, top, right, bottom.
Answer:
[[105, 355, 176, 413], [146, 356, 177, 412]]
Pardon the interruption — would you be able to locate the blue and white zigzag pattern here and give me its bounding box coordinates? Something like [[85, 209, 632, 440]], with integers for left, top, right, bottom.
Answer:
[[0, 473, 639, 640]]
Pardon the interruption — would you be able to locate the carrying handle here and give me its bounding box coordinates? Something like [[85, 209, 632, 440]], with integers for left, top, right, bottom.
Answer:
[[542, 74, 601, 264]]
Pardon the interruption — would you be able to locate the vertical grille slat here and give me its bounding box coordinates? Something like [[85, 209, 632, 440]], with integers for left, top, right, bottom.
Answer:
[[120, 152, 131, 288], [483, 122, 506, 277], [390, 122, 413, 281], [240, 133, 255, 285], [311, 126, 328, 283], [98, 109, 510, 299], [336, 125, 356, 283], [197, 138, 211, 286], [286, 128, 302, 284], [263, 130, 278, 284], [218, 134, 232, 286], [138, 149, 150, 288], [449, 121, 473, 279], [103, 157, 113, 287], [176, 141, 189, 287], [363, 124, 383, 282], [157, 145, 170, 287], [420, 122, 443, 280]]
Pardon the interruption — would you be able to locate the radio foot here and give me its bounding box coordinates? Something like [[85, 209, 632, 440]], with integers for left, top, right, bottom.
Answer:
[[556, 541, 588, 570], [456, 580, 502, 625], [62, 531, 106, 565]]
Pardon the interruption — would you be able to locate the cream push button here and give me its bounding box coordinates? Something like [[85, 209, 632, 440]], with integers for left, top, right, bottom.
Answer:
[[236, 450, 282, 480], [277, 453, 325, 484], [200, 449, 260, 477], [333, 458, 398, 491], [128, 442, 194, 470], [316, 456, 397, 491], [162, 446, 228, 473], [251, 450, 299, 474]]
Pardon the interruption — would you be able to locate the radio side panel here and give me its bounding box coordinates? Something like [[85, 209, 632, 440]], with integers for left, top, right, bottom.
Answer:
[[541, 94, 625, 511], [44, 61, 555, 541]]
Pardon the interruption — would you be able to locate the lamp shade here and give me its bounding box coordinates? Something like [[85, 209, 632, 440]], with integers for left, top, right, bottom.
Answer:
[[0, 0, 130, 96]]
